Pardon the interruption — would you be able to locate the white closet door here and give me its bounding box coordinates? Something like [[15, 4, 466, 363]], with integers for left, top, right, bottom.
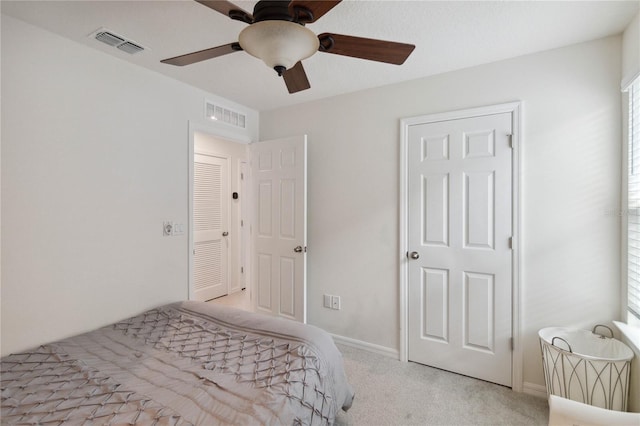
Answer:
[[193, 154, 229, 301], [407, 112, 513, 386]]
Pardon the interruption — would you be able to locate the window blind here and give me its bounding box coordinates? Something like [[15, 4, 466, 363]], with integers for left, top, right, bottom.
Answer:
[[628, 78, 640, 320]]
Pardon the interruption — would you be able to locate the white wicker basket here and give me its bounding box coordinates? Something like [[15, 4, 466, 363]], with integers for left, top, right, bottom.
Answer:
[[539, 326, 634, 411]]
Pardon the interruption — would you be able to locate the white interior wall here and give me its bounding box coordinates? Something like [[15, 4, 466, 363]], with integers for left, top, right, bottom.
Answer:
[[0, 15, 258, 356], [622, 12, 639, 88], [260, 35, 623, 390], [193, 132, 249, 295]]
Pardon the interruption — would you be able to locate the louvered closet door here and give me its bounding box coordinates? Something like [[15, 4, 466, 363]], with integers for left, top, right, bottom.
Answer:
[[193, 154, 229, 301]]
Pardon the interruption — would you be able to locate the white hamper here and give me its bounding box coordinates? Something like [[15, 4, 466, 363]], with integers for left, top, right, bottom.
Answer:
[[539, 325, 634, 411]]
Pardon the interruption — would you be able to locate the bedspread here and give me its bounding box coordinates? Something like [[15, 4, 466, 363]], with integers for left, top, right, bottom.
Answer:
[[1, 301, 354, 425]]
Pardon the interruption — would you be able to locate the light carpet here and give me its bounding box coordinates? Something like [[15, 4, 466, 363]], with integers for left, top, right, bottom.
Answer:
[[334, 344, 549, 426]]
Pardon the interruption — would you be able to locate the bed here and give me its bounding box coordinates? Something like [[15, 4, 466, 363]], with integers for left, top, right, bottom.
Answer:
[[1, 301, 354, 425]]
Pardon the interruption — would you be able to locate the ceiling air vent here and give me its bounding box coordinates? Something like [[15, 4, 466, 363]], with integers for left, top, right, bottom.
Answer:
[[91, 28, 146, 55], [117, 41, 144, 55], [95, 31, 125, 47], [205, 101, 246, 129]]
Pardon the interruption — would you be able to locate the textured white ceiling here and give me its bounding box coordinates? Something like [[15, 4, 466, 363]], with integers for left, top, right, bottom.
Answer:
[[2, 1, 638, 111]]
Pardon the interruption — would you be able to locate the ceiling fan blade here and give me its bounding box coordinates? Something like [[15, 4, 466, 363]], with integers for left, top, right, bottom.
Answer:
[[283, 61, 311, 94], [194, 0, 253, 23], [289, 1, 341, 23], [318, 33, 415, 65], [161, 43, 242, 66]]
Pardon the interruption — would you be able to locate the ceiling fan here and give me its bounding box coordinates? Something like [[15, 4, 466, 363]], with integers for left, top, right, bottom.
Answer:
[[161, 0, 415, 94]]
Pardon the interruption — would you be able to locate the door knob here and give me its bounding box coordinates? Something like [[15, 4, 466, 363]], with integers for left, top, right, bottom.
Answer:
[[409, 251, 420, 259], [222, 231, 228, 236], [294, 246, 304, 253]]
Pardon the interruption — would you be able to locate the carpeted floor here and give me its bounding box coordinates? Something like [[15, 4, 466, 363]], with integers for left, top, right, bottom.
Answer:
[[334, 343, 549, 426]]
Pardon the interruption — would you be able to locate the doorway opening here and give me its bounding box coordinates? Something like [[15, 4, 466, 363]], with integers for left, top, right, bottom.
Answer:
[[189, 126, 252, 312], [188, 126, 309, 322]]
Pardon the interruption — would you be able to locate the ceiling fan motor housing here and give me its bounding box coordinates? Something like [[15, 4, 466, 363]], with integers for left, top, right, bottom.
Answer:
[[251, 0, 315, 24], [252, 1, 294, 22]]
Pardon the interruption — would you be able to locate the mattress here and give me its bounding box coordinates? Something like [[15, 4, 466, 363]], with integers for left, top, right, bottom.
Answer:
[[1, 301, 354, 425]]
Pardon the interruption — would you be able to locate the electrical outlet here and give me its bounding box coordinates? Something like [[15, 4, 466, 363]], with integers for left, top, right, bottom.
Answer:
[[163, 221, 173, 236], [331, 295, 341, 310]]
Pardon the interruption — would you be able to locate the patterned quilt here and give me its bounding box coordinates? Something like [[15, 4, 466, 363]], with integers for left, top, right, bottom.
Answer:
[[1, 301, 354, 425]]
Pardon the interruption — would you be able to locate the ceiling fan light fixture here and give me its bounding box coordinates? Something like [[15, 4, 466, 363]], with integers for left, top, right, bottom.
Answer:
[[239, 20, 319, 75], [162, 0, 416, 94]]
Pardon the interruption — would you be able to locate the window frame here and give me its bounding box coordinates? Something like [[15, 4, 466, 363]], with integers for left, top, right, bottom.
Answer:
[[625, 77, 640, 326]]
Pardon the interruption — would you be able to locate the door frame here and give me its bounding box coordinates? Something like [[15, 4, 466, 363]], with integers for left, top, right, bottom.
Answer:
[[188, 121, 252, 301], [398, 102, 523, 391], [239, 160, 250, 292]]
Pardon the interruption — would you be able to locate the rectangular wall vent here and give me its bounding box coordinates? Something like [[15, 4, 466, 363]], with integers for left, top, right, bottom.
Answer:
[[91, 28, 146, 55], [205, 101, 246, 129]]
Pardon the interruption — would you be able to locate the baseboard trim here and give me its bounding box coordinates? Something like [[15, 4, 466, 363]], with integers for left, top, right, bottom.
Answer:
[[331, 333, 548, 399], [330, 334, 399, 359], [523, 382, 548, 399]]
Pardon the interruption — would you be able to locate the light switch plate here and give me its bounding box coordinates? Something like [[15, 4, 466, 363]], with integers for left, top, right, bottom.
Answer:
[[323, 294, 332, 308], [173, 222, 184, 236]]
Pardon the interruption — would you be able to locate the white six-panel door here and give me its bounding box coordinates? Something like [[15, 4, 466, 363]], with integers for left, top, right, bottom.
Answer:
[[407, 112, 513, 386], [251, 135, 307, 322], [193, 153, 229, 301]]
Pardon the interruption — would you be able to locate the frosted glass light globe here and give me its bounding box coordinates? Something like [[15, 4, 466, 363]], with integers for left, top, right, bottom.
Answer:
[[239, 21, 319, 73]]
